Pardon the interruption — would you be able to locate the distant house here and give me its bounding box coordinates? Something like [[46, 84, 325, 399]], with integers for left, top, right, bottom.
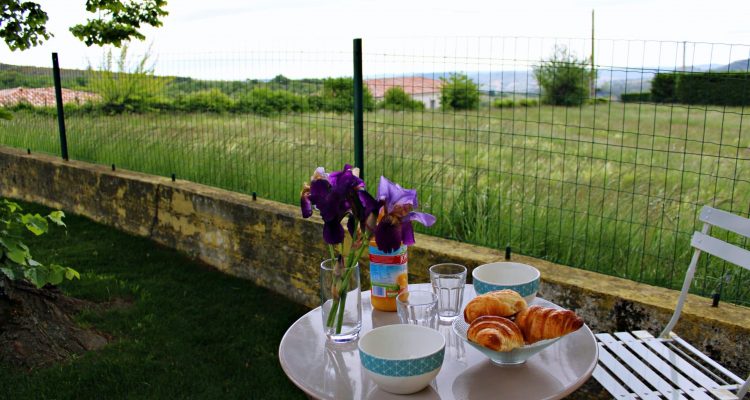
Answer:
[[365, 77, 443, 109], [0, 87, 100, 107]]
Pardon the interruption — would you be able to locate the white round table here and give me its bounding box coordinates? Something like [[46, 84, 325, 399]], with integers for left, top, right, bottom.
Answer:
[[279, 284, 598, 399]]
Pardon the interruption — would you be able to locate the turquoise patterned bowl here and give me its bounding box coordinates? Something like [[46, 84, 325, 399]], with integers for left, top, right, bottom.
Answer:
[[358, 324, 445, 394], [472, 262, 540, 302]]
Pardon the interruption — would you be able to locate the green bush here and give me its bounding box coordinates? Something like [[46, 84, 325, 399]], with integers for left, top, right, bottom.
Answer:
[[493, 99, 516, 108], [88, 45, 172, 114], [177, 89, 234, 113], [621, 92, 651, 103], [586, 97, 609, 105], [236, 88, 308, 116], [518, 98, 539, 107], [675, 72, 750, 106], [440, 73, 480, 110], [534, 46, 591, 106], [650, 73, 676, 103], [381, 87, 424, 111], [316, 77, 375, 113]]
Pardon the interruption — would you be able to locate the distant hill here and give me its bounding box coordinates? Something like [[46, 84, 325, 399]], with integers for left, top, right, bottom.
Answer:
[[710, 58, 750, 72]]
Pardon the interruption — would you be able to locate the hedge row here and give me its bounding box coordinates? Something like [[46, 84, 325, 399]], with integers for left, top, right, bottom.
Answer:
[[651, 72, 750, 105], [621, 92, 651, 103]]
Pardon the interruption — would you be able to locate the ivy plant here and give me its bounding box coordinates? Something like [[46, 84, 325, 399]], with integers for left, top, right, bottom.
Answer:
[[0, 199, 79, 288]]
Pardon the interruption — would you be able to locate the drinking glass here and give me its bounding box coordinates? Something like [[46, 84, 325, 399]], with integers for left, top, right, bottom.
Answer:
[[429, 263, 467, 321], [396, 290, 438, 329]]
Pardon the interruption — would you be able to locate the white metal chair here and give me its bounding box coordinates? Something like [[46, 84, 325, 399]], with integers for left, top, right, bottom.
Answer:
[[593, 206, 750, 400]]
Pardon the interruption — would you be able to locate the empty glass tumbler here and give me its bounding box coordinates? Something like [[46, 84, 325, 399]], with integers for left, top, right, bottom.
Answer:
[[429, 263, 467, 321], [396, 290, 438, 329]]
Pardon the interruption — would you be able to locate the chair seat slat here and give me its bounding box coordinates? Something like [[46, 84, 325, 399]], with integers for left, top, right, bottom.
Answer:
[[635, 333, 724, 391], [597, 343, 662, 399], [670, 334, 745, 385], [593, 365, 638, 399], [614, 332, 713, 400], [598, 333, 690, 400]]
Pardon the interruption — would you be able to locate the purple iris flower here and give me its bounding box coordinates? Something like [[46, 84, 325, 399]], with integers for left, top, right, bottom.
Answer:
[[300, 164, 378, 245], [374, 176, 436, 252]]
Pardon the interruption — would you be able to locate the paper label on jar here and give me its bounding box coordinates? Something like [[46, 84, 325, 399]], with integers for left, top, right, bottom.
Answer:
[[370, 263, 407, 298], [369, 245, 407, 299]]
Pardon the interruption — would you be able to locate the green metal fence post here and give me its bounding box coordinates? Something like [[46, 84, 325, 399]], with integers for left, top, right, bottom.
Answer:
[[353, 38, 364, 179], [51, 52, 69, 161]]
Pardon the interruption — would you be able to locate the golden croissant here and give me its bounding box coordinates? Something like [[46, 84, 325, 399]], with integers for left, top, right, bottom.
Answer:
[[515, 305, 584, 344], [463, 289, 527, 323], [467, 316, 525, 352]]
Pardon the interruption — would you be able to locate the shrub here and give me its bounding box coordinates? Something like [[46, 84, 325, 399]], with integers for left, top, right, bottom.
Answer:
[[440, 73, 480, 110], [314, 77, 375, 113], [621, 92, 651, 103], [586, 97, 609, 105], [381, 87, 425, 111], [534, 46, 591, 106], [650, 73, 676, 103], [518, 98, 539, 107], [177, 89, 235, 113], [236, 88, 308, 116], [88, 45, 172, 114], [675, 72, 750, 106], [492, 99, 516, 108]]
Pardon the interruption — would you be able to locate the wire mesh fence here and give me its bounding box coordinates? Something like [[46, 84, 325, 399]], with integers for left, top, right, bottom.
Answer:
[[0, 36, 748, 305]]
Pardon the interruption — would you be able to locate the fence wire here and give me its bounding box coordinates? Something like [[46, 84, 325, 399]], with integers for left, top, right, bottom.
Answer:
[[0, 37, 748, 305]]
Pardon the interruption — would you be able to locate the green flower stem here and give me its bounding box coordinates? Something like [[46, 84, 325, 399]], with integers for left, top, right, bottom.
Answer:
[[333, 232, 371, 334]]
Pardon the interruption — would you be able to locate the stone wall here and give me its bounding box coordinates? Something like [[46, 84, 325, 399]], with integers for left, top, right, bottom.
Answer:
[[0, 146, 747, 377]]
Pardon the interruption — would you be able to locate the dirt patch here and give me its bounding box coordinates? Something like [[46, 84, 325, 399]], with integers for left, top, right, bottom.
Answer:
[[0, 277, 125, 369]]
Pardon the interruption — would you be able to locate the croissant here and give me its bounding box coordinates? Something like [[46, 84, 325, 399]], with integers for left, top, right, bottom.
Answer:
[[463, 289, 527, 323], [467, 316, 525, 352], [515, 305, 584, 344]]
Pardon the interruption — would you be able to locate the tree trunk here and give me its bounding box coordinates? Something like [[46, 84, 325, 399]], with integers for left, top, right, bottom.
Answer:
[[0, 277, 108, 369]]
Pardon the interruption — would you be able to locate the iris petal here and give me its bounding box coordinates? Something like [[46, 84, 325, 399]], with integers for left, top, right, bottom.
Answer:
[[323, 221, 345, 244], [300, 196, 312, 218], [309, 179, 331, 204], [347, 215, 356, 238], [403, 211, 436, 227], [375, 215, 402, 253], [378, 176, 418, 211], [401, 221, 415, 246]]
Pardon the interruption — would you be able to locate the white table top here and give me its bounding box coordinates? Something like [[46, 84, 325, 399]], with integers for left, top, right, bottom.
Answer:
[[279, 284, 598, 400]]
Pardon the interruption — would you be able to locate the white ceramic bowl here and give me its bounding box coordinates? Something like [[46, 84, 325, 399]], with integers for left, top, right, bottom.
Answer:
[[358, 324, 445, 394], [452, 316, 560, 365], [472, 262, 540, 302], [453, 298, 576, 365]]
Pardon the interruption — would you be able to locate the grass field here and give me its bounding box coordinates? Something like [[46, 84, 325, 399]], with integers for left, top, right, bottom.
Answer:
[[1, 102, 748, 304], [0, 201, 308, 399]]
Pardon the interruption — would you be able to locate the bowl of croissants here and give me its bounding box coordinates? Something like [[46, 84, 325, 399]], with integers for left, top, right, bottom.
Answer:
[[452, 289, 584, 365]]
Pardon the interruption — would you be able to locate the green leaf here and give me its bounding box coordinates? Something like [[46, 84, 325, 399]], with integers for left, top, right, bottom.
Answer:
[[48, 211, 66, 227], [21, 213, 48, 235], [45, 264, 66, 286], [64, 267, 81, 281], [2, 200, 21, 213], [0, 266, 18, 281], [23, 267, 43, 288], [5, 245, 28, 265]]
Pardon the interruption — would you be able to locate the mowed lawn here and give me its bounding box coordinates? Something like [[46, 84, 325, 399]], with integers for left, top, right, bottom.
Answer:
[[1, 103, 748, 304], [0, 201, 308, 399]]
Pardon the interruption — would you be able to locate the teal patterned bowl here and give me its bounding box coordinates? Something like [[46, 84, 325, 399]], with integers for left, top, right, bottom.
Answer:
[[358, 324, 445, 394], [472, 262, 540, 302]]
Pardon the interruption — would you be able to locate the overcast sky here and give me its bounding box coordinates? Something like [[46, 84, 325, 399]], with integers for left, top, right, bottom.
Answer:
[[2, 0, 749, 79]]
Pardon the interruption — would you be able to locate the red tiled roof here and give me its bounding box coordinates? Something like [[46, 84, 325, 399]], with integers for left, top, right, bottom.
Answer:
[[365, 77, 443, 98], [0, 87, 100, 107]]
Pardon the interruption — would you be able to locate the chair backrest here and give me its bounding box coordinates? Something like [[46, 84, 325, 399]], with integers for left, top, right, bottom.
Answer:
[[660, 206, 750, 338]]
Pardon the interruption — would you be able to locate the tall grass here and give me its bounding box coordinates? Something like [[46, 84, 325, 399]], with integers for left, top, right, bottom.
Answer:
[[0, 102, 747, 305]]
